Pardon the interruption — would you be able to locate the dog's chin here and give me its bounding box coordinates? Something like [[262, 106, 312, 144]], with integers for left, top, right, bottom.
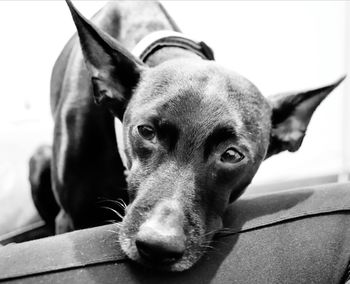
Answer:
[[119, 237, 204, 272]]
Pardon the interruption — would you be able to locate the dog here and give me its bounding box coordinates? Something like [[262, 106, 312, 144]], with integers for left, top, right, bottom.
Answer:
[[30, 0, 344, 272]]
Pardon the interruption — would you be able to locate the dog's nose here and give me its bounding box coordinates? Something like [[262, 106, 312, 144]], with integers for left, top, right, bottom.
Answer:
[[135, 201, 186, 263], [135, 233, 185, 263]]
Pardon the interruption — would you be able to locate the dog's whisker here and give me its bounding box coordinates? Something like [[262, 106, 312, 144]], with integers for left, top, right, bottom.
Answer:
[[217, 227, 232, 231], [216, 227, 236, 234], [96, 198, 127, 210], [200, 242, 214, 249], [103, 219, 119, 224], [116, 198, 127, 208], [201, 238, 229, 255], [114, 201, 127, 211], [106, 229, 119, 235], [107, 222, 123, 229], [109, 200, 127, 210], [96, 197, 114, 202], [213, 228, 239, 239], [99, 206, 124, 220], [203, 229, 221, 237], [209, 239, 227, 248]]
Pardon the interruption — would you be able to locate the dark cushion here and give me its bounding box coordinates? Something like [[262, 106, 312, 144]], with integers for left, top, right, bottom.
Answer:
[[1, 183, 350, 283]]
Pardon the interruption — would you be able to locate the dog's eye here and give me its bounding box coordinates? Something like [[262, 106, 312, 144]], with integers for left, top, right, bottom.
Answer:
[[137, 125, 155, 140], [221, 148, 244, 164]]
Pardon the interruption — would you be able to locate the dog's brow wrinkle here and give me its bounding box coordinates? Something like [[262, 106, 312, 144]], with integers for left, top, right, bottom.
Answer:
[[204, 124, 237, 158], [156, 119, 179, 151]]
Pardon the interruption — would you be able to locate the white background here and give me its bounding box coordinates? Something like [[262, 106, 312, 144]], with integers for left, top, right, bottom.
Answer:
[[0, 1, 348, 192]]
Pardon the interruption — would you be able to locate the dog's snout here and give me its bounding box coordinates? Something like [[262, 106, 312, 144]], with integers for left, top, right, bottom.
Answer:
[[136, 233, 185, 263], [135, 201, 186, 263]]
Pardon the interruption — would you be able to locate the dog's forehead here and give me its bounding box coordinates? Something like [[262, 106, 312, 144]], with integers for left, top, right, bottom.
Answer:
[[136, 59, 263, 102], [126, 59, 271, 137]]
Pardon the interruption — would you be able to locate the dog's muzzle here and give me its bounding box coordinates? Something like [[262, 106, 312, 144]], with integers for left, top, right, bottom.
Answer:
[[135, 200, 186, 264]]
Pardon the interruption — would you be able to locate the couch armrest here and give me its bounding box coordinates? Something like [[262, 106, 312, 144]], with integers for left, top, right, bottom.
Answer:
[[1, 183, 350, 283]]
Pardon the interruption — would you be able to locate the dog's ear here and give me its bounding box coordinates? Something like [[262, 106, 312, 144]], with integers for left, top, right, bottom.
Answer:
[[66, 0, 145, 119], [266, 76, 345, 158]]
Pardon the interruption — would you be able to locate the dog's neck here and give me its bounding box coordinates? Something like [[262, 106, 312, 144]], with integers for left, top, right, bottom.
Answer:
[[132, 30, 215, 67]]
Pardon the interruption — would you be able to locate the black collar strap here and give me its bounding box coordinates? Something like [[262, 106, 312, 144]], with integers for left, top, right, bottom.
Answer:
[[132, 30, 215, 63]]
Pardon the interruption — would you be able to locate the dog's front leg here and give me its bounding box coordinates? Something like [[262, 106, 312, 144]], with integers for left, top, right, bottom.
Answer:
[[55, 209, 74, 233], [52, 96, 127, 233]]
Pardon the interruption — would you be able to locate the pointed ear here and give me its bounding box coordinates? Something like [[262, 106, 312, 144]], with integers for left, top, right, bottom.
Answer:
[[66, 0, 146, 119], [266, 76, 346, 158]]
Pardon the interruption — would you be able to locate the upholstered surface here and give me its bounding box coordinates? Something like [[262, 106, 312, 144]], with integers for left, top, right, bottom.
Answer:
[[1, 183, 350, 283]]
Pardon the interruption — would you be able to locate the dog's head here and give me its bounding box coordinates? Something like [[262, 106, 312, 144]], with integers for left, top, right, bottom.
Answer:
[[67, 1, 344, 271]]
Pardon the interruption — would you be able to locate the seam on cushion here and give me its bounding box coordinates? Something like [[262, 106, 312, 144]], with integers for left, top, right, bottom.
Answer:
[[1, 209, 350, 280], [0, 256, 129, 281], [217, 209, 350, 239], [340, 259, 350, 284]]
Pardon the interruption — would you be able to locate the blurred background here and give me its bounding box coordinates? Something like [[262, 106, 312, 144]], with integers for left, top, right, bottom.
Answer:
[[0, 1, 349, 236]]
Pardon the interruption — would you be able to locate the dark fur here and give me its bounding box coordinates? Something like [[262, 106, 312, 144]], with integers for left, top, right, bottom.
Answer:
[[30, 0, 344, 271]]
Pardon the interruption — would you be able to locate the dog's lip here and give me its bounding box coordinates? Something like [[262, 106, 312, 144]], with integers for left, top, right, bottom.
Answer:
[[120, 236, 202, 272], [133, 255, 194, 272], [137, 255, 182, 268], [136, 243, 183, 265]]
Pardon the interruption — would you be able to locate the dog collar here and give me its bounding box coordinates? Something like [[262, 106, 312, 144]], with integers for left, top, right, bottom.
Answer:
[[132, 30, 215, 62]]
